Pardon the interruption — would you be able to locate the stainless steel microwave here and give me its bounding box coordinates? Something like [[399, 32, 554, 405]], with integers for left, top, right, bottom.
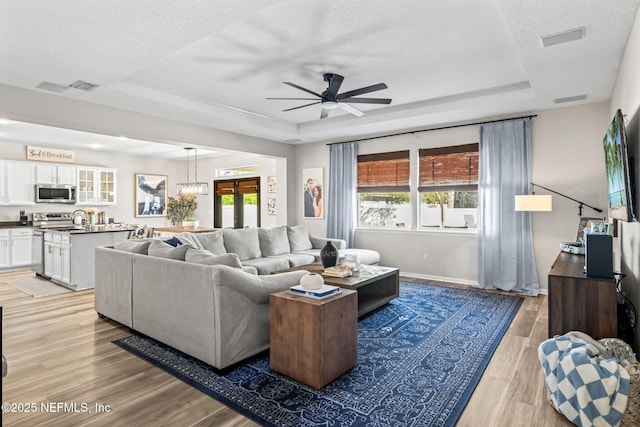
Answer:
[[35, 184, 77, 204]]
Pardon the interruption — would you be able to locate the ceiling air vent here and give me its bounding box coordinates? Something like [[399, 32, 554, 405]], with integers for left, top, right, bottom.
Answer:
[[68, 80, 100, 91], [554, 94, 587, 104], [36, 81, 69, 93], [541, 27, 585, 47]]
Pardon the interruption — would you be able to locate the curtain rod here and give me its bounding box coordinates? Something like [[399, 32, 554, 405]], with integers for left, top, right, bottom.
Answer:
[[326, 114, 538, 145]]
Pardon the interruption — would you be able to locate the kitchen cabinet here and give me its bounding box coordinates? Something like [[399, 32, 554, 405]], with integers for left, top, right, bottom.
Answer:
[[44, 232, 71, 285], [36, 164, 76, 185], [76, 167, 117, 205], [0, 228, 33, 269], [9, 228, 32, 267], [0, 230, 9, 268], [0, 162, 36, 205], [43, 230, 128, 289]]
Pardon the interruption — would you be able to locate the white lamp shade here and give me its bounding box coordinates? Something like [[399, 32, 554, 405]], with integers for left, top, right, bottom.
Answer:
[[515, 194, 552, 211]]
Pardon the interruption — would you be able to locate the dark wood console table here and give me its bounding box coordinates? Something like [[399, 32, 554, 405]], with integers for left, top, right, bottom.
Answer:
[[547, 252, 617, 339]]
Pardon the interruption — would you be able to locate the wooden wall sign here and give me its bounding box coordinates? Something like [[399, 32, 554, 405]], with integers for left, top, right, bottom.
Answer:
[[26, 146, 76, 163]]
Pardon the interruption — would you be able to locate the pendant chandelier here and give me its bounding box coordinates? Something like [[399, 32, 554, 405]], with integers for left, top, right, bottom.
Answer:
[[176, 147, 209, 195]]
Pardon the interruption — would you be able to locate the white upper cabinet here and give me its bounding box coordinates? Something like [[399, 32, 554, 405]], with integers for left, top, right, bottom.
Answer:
[[0, 162, 36, 205], [36, 164, 76, 185], [76, 167, 117, 205]]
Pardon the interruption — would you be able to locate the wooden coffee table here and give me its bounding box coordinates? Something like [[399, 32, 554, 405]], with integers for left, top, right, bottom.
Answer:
[[274, 263, 399, 317]]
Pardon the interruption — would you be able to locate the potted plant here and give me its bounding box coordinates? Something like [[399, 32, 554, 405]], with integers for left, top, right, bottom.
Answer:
[[166, 193, 198, 226], [182, 217, 200, 228]]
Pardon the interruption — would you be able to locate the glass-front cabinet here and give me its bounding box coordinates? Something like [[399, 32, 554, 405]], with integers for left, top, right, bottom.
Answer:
[[98, 169, 116, 204], [77, 167, 116, 205]]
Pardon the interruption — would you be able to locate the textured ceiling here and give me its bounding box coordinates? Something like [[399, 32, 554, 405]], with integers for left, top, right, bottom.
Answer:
[[0, 0, 639, 156]]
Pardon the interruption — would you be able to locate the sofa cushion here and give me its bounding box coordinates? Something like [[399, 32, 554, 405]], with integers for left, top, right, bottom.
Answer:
[[339, 249, 380, 265], [114, 239, 152, 254], [194, 231, 227, 255], [258, 226, 290, 256], [268, 253, 316, 268], [241, 257, 290, 275], [222, 228, 261, 261], [287, 225, 313, 252], [176, 232, 203, 249], [185, 248, 242, 268], [148, 239, 190, 260]]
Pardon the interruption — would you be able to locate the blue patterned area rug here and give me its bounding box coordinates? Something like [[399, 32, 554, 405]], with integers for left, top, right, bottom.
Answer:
[[114, 282, 523, 426]]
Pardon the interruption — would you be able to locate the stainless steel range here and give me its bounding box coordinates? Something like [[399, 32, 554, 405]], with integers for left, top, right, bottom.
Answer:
[[32, 212, 76, 229]]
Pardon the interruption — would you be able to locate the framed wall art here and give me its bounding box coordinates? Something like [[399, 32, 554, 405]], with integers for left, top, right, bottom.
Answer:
[[267, 176, 277, 193], [302, 168, 323, 219], [135, 173, 167, 217], [267, 198, 276, 215]]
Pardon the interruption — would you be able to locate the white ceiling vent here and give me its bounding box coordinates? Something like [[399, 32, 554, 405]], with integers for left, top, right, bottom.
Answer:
[[541, 27, 585, 47], [36, 81, 69, 93], [68, 80, 100, 91], [554, 94, 587, 104]]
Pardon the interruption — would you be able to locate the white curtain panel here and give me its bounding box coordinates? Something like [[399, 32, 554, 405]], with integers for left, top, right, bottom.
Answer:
[[477, 118, 540, 296], [327, 142, 357, 247]]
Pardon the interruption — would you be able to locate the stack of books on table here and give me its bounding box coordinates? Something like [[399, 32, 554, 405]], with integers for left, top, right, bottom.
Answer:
[[289, 284, 341, 299], [322, 266, 353, 278]]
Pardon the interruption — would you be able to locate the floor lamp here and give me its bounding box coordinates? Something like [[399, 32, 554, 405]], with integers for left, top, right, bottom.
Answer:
[[515, 183, 603, 215]]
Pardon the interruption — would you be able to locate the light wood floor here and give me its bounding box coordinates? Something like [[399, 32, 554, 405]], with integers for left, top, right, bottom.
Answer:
[[0, 272, 572, 427]]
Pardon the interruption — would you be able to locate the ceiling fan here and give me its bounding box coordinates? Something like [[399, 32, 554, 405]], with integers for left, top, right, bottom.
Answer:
[[267, 73, 391, 119]]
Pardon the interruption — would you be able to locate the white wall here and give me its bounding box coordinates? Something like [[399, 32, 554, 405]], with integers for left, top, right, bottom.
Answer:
[[0, 84, 298, 221], [0, 139, 285, 229], [531, 103, 611, 289], [294, 103, 611, 289], [610, 5, 640, 351]]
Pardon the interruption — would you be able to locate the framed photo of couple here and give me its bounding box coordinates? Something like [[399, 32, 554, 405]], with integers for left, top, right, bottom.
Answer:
[[303, 168, 323, 219]]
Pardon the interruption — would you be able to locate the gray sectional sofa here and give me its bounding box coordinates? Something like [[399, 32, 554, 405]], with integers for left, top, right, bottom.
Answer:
[[95, 225, 380, 369]]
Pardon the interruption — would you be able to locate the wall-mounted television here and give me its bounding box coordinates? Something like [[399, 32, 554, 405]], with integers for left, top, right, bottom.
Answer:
[[603, 109, 636, 222]]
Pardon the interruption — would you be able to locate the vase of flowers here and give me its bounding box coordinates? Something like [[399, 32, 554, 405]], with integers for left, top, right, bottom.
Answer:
[[167, 194, 198, 226]]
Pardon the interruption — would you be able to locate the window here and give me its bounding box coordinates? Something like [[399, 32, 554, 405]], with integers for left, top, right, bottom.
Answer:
[[214, 178, 260, 228], [215, 165, 259, 177], [357, 150, 411, 228], [418, 144, 478, 228]]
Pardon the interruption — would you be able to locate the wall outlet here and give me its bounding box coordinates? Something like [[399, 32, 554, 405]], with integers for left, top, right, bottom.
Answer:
[[423, 253, 428, 261]]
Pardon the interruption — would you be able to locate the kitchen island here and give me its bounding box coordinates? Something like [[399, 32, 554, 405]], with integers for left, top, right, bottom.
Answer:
[[40, 226, 132, 290]]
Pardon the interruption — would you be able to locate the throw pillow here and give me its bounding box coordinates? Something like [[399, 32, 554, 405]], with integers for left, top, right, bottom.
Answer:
[[222, 228, 261, 261], [148, 239, 190, 260], [163, 237, 182, 247], [287, 225, 313, 252], [258, 226, 290, 256], [185, 248, 242, 268], [114, 239, 152, 254], [175, 232, 203, 250], [195, 230, 227, 255]]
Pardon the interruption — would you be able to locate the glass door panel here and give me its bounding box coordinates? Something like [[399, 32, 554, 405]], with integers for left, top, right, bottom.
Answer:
[[221, 194, 235, 228], [243, 193, 258, 228]]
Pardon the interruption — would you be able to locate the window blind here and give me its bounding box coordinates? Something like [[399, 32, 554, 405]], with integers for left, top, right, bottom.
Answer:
[[357, 150, 410, 192], [418, 143, 478, 192]]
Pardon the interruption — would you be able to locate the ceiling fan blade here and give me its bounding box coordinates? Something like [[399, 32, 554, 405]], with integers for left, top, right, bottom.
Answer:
[[282, 101, 321, 112], [337, 83, 388, 100], [266, 97, 320, 100], [326, 74, 344, 98], [320, 108, 330, 119], [283, 82, 323, 98], [339, 97, 392, 104], [338, 102, 364, 117]]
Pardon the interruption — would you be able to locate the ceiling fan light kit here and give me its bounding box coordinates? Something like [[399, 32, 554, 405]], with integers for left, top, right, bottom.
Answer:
[[267, 73, 391, 119]]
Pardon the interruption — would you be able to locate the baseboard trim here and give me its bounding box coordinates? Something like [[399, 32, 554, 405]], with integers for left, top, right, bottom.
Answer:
[[400, 271, 477, 286], [400, 271, 549, 295]]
